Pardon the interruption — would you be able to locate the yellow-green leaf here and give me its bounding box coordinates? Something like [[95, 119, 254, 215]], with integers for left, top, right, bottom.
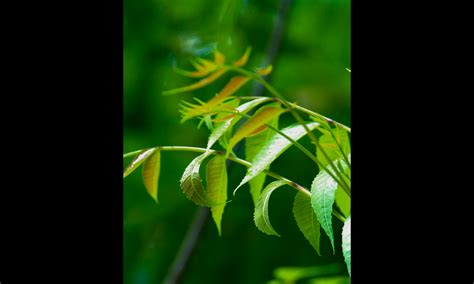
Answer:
[[179, 76, 250, 122], [206, 155, 228, 235], [206, 97, 271, 149], [163, 67, 228, 96], [257, 65, 273, 75], [227, 106, 285, 152], [123, 148, 156, 178], [142, 150, 160, 203], [342, 216, 351, 276], [213, 49, 226, 65], [335, 186, 350, 218], [254, 180, 287, 236], [233, 47, 252, 67]]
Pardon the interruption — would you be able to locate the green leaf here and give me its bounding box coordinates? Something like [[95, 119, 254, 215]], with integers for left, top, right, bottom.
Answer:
[[254, 180, 287, 236], [142, 150, 160, 203], [123, 148, 156, 178], [235, 122, 320, 193], [317, 127, 350, 167], [245, 108, 279, 204], [206, 155, 228, 235], [272, 264, 344, 283], [207, 97, 270, 149], [227, 106, 285, 152], [180, 152, 216, 206], [335, 186, 350, 218], [293, 192, 321, 255], [342, 216, 351, 276], [311, 157, 350, 253]]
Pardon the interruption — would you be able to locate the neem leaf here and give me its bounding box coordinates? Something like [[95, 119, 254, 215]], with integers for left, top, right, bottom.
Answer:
[[342, 216, 351, 276], [254, 180, 287, 236], [206, 97, 271, 149], [123, 148, 156, 178], [227, 106, 285, 152], [293, 191, 321, 255], [142, 150, 161, 203], [235, 122, 320, 193], [180, 152, 216, 206], [206, 155, 228, 235]]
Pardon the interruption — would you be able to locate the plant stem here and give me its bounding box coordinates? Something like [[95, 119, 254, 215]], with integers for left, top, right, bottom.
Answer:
[[289, 103, 351, 133], [226, 66, 351, 194], [124, 146, 312, 196]]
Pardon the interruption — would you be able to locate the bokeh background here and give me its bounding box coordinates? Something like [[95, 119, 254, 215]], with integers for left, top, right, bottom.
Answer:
[[124, 0, 350, 283]]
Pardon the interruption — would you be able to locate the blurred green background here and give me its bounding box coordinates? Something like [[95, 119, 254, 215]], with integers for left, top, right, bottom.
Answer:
[[124, 0, 350, 283]]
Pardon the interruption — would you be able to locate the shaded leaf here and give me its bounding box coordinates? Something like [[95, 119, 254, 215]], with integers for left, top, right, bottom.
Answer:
[[142, 150, 161, 203], [163, 67, 227, 96], [207, 97, 271, 149], [245, 108, 279, 204], [236, 122, 320, 193], [227, 106, 285, 152], [233, 47, 252, 67], [311, 157, 350, 252], [272, 264, 344, 283], [123, 148, 156, 178], [342, 216, 351, 276], [180, 152, 216, 206], [293, 191, 321, 255], [254, 180, 287, 236], [206, 155, 228, 235]]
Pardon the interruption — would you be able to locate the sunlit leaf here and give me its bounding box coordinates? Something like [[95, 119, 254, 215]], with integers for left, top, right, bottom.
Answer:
[[257, 65, 273, 75], [206, 155, 228, 235], [179, 76, 250, 122], [254, 180, 287, 236], [342, 216, 351, 276], [180, 152, 217, 206], [207, 97, 271, 149], [123, 148, 156, 178], [311, 157, 350, 253], [245, 106, 279, 204], [227, 106, 285, 152], [233, 47, 252, 67], [235, 122, 320, 193], [293, 191, 321, 255], [163, 67, 227, 96], [142, 150, 160, 203]]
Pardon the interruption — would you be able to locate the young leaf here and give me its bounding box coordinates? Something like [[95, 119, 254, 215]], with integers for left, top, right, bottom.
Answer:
[[162, 67, 228, 96], [142, 150, 161, 203], [311, 157, 350, 253], [213, 49, 226, 65], [227, 106, 285, 152], [245, 109, 279, 204], [293, 191, 321, 255], [254, 180, 287, 236], [342, 216, 351, 276], [256, 65, 273, 75], [233, 47, 252, 67], [180, 152, 216, 206], [206, 155, 228, 236], [206, 97, 271, 149], [235, 122, 320, 193], [123, 148, 156, 178]]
